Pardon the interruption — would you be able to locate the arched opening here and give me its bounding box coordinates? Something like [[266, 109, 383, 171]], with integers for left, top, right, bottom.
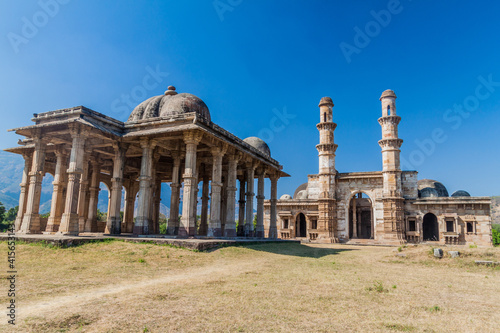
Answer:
[[423, 213, 439, 241], [296, 213, 306, 238], [349, 192, 373, 239]]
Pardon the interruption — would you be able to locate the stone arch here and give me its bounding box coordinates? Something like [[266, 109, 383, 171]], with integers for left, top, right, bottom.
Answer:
[[423, 213, 439, 241], [295, 212, 307, 238], [346, 190, 375, 240]]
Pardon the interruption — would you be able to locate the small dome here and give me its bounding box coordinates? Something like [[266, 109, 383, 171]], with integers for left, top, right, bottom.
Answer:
[[319, 97, 334, 107], [418, 179, 449, 198], [451, 190, 471, 197], [127, 86, 210, 122], [419, 187, 439, 198], [293, 183, 308, 199], [280, 194, 292, 200], [380, 89, 397, 100], [243, 137, 271, 156], [296, 190, 308, 199]]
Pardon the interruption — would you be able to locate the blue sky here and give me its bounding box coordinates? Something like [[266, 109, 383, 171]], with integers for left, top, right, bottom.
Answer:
[[0, 0, 499, 198]]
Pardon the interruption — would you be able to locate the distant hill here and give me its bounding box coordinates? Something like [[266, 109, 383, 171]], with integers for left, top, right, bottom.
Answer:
[[492, 196, 500, 224]]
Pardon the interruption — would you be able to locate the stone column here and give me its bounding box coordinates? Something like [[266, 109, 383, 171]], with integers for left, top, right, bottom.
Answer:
[[14, 153, 33, 232], [167, 154, 182, 235], [208, 146, 225, 237], [225, 154, 240, 237], [199, 173, 209, 236], [179, 131, 202, 237], [237, 176, 246, 236], [134, 139, 156, 235], [152, 179, 162, 234], [255, 169, 266, 238], [19, 135, 46, 234], [84, 159, 100, 232], [220, 169, 228, 235], [77, 152, 90, 232], [148, 153, 161, 233], [245, 162, 256, 237], [106, 144, 127, 234], [58, 126, 87, 235], [352, 196, 357, 238], [45, 148, 68, 233], [192, 160, 201, 234], [122, 177, 137, 233], [269, 174, 279, 239]]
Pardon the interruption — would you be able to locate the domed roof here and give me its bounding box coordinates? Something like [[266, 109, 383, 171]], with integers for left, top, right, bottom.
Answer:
[[280, 194, 292, 200], [243, 137, 271, 156], [451, 190, 471, 197], [293, 182, 308, 199], [296, 190, 308, 199], [319, 97, 334, 107], [380, 89, 397, 99], [127, 86, 210, 122], [418, 179, 449, 198]]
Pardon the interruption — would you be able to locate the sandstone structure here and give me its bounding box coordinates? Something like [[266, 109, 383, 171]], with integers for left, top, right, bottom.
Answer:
[[6, 86, 288, 238], [264, 90, 492, 246]]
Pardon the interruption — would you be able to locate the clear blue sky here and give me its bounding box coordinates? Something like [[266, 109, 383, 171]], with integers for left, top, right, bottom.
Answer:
[[0, 0, 499, 197]]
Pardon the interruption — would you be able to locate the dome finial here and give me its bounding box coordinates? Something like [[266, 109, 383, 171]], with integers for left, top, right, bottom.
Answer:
[[165, 85, 177, 95]]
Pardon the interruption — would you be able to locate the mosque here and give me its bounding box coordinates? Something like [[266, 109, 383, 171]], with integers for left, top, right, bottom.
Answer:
[[264, 90, 492, 246], [5, 86, 492, 246]]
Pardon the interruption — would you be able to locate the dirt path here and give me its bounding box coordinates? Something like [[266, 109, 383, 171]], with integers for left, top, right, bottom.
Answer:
[[10, 257, 260, 324]]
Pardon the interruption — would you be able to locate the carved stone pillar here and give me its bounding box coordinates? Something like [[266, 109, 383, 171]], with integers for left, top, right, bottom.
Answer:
[[123, 177, 138, 233], [19, 135, 46, 234], [134, 139, 155, 235], [45, 148, 68, 233], [14, 153, 33, 232], [245, 162, 256, 237], [84, 159, 100, 232], [269, 174, 279, 239], [106, 144, 127, 234], [58, 125, 87, 235], [208, 146, 226, 237], [237, 176, 246, 236], [148, 152, 161, 233], [255, 169, 266, 238], [152, 179, 162, 234], [220, 168, 228, 235], [178, 131, 202, 237], [77, 152, 90, 232], [199, 173, 209, 236], [224, 154, 240, 237], [352, 196, 357, 238], [167, 153, 182, 235]]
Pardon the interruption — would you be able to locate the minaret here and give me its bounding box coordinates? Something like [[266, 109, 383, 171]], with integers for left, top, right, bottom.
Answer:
[[378, 89, 405, 243], [316, 97, 338, 242]]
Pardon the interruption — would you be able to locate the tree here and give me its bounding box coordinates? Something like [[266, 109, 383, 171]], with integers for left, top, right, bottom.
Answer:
[[4, 206, 18, 222], [0, 201, 5, 222]]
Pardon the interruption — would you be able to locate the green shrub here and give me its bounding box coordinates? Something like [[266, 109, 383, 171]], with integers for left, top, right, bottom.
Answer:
[[492, 228, 500, 247]]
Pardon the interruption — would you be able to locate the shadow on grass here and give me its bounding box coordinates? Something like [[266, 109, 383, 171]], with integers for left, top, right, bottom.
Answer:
[[220, 242, 356, 258]]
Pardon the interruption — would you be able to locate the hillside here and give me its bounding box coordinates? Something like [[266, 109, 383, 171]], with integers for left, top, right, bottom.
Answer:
[[492, 196, 500, 224]]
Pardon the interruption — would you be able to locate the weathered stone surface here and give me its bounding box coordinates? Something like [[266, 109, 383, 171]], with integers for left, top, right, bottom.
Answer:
[[448, 251, 460, 258], [434, 248, 444, 258]]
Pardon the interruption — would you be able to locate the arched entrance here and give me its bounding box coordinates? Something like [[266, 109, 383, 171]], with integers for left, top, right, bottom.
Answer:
[[296, 213, 306, 238], [423, 213, 439, 241], [349, 192, 373, 239]]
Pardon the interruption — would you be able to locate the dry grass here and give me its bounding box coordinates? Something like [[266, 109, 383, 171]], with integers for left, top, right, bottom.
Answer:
[[1, 240, 499, 332]]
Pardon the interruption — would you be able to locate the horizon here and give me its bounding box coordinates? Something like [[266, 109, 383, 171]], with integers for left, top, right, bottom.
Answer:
[[1, 1, 499, 198]]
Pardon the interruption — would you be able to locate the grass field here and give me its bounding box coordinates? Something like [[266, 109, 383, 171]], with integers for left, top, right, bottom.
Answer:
[[1, 240, 499, 332]]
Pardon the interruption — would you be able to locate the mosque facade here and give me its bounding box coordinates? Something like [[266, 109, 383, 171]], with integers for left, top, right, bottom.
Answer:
[[264, 90, 492, 246]]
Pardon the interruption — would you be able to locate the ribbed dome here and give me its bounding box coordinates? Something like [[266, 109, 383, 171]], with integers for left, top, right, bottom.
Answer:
[[280, 194, 292, 200], [293, 183, 308, 199], [451, 190, 471, 197], [380, 89, 397, 99], [319, 96, 334, 107], [243, 137, 271, 156], [127, 86, 210, 122], [418, 179, 449, 198]]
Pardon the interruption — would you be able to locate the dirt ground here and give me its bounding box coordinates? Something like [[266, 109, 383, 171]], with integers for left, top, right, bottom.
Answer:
[[1, 240, 499, 332]]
